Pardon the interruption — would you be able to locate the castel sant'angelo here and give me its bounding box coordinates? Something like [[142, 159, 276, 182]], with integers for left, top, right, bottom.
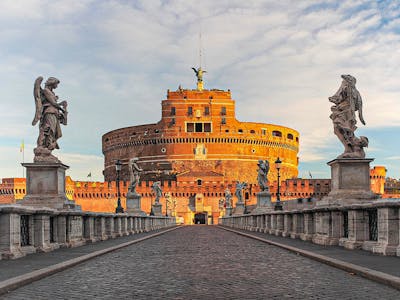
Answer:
[[101, 68, 299, 224], [0, 69, 390, 224]]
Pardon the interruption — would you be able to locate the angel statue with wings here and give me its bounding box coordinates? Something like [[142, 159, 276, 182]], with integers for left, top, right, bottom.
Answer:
[[32, 76, 68, 163], [128, 157, 143, 195], [257, 160, 270, 191], [329, 75, 368, 158]]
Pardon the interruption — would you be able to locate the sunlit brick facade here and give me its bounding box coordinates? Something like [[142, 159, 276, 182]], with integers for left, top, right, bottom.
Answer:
[[101, 83, 300, 224]]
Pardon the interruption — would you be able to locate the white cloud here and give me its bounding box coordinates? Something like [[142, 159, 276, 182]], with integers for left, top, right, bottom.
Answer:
[[0, 0, 400, 180]]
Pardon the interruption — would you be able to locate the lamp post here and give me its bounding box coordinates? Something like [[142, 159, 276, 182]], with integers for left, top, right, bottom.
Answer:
[[115, 159, 124, 213], [274, 157, 283, 211], [166, 196, 169, 217]]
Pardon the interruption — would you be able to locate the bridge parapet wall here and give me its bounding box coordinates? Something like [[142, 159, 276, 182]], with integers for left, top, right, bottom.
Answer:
[[0, 205, 175, 260], [220, 200, 400, 256]]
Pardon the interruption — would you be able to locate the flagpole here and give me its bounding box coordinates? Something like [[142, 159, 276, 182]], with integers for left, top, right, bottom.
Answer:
[[21, 140, 25, 178], [23, 146, 25, 178]]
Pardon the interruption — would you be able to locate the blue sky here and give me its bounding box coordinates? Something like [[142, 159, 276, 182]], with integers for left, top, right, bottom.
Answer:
[[0, 0, 399, 181]]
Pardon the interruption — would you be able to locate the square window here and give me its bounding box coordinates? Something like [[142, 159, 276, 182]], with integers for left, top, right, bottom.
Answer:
[[195, 123, 203, 132], [204, 123, 211, 132], [187, 123, 194, 132]]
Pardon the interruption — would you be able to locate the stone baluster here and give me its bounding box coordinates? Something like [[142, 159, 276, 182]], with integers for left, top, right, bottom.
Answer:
[[291, 213, 303, 239], [83, 213, 95, 243], [282, 213, 292, 237], [94, 215, 107, 241], [276, 214, 284, 236], [300, 212, 314, 241], [341, 209, 368, 250], [373, 206, 399, 255]]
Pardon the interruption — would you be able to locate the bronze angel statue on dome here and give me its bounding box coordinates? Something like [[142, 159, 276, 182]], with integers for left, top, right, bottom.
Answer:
[[32, 76, 68, 163]]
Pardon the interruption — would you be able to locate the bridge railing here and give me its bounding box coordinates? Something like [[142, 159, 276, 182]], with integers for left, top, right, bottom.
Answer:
[[220, 200, 400, 256], [0, 205, 176, 260]]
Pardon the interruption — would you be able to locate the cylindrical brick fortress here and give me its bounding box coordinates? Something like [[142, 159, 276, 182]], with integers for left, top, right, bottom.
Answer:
[[102, 88, 299, 185]]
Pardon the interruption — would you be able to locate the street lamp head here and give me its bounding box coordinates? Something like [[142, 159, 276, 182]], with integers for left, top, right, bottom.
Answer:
[[115, 159, 122, 172], [275, 157, 282, 170]]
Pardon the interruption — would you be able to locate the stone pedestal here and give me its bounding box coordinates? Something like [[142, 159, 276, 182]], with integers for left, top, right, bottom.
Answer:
[[252, 191, 273, 214], [225, 207, 233, 217], [318, 158, 377, 207], [126, 192, 146, 216], [152, 203, 163, 216], [20, 162, 80, 210], [234, 202, 245, 215]]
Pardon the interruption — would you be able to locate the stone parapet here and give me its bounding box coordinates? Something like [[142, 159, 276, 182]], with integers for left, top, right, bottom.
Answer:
[[0, 205, 175, 260], [220, 199, 400, 256]]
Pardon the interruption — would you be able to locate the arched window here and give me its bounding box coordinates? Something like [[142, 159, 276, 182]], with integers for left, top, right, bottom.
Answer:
[[272, 130, 282, 137], [287, 133, 293, 140], [197, 179, 202, 186]]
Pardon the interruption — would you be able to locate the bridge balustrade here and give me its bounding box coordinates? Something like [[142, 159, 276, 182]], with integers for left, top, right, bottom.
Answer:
[[220, 200, 400, 256], [0, 205, 176, 260]]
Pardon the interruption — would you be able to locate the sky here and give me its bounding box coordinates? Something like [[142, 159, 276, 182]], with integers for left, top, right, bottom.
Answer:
[[0, 0, 399, 182]]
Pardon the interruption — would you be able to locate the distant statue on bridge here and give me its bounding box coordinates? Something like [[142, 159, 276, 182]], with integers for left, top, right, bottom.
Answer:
[[32, 76, 68, 163], [329, 74, 368, 158], [128, 157, 143, 195], [152, 181, 162, 204], [219, 198, 225, 210], [225, 188, 232, 208], [257, 160, 270, 191], [235, 181, 248, 204]]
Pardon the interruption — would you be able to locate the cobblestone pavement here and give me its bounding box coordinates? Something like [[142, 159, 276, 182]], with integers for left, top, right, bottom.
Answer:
[[0, 228, 175, 282], [220, 226, 400, 277], [2, 226, 400, 300]]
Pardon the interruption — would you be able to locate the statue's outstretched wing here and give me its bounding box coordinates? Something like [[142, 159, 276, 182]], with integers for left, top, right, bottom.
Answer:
[[354, 89, 366, 125], [191, 67, 198, 75], [32, 76, 43, 126]]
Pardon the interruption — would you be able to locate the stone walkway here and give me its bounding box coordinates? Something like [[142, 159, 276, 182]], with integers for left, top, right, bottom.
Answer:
[[0, 227, 176, 282], [1, 226, 399, 299], [220, 226, 400, 278]]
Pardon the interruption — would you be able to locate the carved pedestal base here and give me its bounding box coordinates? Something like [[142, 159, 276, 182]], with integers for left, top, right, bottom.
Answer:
[[152, 203, 163, 216], [234, 202, 245, 215], [252, 191, 273, 214], [317, 158, 377, 207], [126, 192, 146, 216], [20, 162, 80, 210], [225, 207, 233, 217]]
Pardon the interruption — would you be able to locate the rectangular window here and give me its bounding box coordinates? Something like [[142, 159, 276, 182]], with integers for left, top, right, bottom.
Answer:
[[221, 117, 226, 125], [188, 107, 193, 115], [221, 107, 226, 115], [204, 106, 210, 116], [262, 129, 267, 135], [204, 123, 211, 132], [195, 123, 203, 132], [171, 107, 176, 115], [187, 123, 194, 132]]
